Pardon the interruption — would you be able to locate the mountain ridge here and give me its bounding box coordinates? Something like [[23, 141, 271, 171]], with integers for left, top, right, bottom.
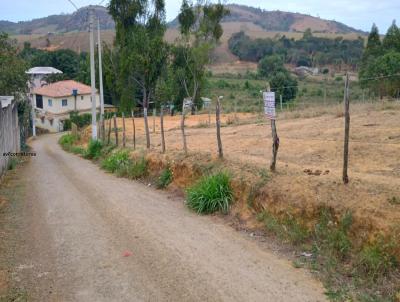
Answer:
[[1, 4, 366, 35]]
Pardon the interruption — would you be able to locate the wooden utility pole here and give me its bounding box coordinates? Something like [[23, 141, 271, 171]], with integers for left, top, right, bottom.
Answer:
[[89, 9, 97, 140], [342, 73, 350, 184], [181, 103, 188, 155], [160, 106, 166, 153], [97, 18, 105, 141], [131, 110, 136, 150], [113, 114, 118, 146], [107, 114, 112, 145], [216, 96, 223, 158], [122, 112, 126, 148]]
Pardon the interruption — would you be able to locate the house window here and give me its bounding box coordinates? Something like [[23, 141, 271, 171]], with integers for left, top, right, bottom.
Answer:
[[81, 95, 84, 100], [48, 99, 52, 107], [36, 95, 43, 109], [62, 99, 68, 107]]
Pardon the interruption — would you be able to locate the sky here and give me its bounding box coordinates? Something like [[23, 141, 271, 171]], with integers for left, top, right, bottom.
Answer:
[[0, 0, 399, 33]]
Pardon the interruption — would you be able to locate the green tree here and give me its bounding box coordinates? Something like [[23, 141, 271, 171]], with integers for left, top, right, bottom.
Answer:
[[109, 0, 168, 148], [0, 33, 28, 96], [172, 0, 229, 111], [270, 71, 298, 103], [258, 54, 285, 77], [382, 20, 400, 52]]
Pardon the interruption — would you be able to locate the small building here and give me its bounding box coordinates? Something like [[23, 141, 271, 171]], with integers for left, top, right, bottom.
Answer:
[[26, 66, 63, 90], [32, 80, 100, 132]]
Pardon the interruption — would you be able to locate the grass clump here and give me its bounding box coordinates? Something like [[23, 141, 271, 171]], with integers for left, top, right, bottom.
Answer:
[[84, 139, 103, 160], [122, 157, 148, 180], [388, 196, 400, 205], [314, 209, 353, 260], [58, 133, 79, 151], [257, 211, 310, 245], [156, 167, 173, 189], [7, 158, 18, 170], [101, 150, 131, 173], [186, 172, 233, 214], [357, 237, 398, 281], [70, 146, 85, 155]]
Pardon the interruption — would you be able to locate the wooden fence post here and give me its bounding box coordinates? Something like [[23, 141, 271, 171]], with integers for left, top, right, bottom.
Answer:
[[280, 94, 283, 111], [153, 108, 156, 133], [266, 86, 279, 172], [122, 112, 126, 148], [181, 103, 188, 155], [160, 106, 166, 153], [216, 96, 223, 158], [113, 114, 118, 146], [343, 73, 350, 184], [131, 110, 136, 150], [107, 114, 112, 145]]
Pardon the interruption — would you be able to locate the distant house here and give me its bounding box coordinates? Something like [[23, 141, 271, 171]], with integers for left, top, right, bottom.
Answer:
[[32, 80, 100, 132]]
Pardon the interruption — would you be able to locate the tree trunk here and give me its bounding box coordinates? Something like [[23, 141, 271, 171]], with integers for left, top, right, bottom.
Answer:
[[160, 107, 166, 153], [122, 112, 126, 148], [113, 114, 118, 146], [216, 97, 223, 158], [131, 110, 136, 150]]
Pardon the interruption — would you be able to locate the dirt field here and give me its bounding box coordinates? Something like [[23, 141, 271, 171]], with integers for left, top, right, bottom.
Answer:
[[103, 102, 400, 234]]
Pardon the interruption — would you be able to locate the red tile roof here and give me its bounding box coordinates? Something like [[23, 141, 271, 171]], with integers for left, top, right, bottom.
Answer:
[[33, 80, 95, 98]]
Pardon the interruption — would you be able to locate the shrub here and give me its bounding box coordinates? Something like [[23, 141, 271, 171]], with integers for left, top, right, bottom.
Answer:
[[125, 157, 148, 179], [58, 133, 78, 151], [156, 167, 173, 189], [70, 146, 85, 155], [186, 172, 233, 214], [101, 150, 131, 173], [84, 139, 103, 160]]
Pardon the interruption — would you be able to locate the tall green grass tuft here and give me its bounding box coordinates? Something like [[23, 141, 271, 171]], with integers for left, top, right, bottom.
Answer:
[[186, 172, 233, 214], [84, 139, 103, 159], [59, 133, 79, 151], [156, 167, 173, 189], [117, 157, 148, 180], [101, 150, 131, 173]]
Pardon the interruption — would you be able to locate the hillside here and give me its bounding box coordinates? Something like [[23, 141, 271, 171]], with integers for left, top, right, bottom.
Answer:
[[1, 4, 365, 36]]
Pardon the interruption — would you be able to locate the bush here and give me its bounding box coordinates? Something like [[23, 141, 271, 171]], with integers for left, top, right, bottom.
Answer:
[[101, 150, 131, 173], [186, 172, 233, 214], [156, 167, 173, 189], [84, 139, 103, 160], [58, 133, 79, 151], [70, 146, 85, 155], [125, 157, 148, 179]]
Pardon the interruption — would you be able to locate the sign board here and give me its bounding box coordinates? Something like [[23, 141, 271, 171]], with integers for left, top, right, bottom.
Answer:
[[263, 92, 276, 120], [183, 98, 193, 110]]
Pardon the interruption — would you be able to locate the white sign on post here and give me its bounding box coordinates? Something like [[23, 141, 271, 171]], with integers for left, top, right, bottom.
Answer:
[[263, 91, 276, 120]]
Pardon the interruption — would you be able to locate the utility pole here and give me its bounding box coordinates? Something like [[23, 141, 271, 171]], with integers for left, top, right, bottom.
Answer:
[[97, 18, 105, 141], [89, 9, 97, 140]]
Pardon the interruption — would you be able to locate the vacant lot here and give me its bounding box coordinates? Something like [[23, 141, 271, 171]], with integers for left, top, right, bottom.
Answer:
[[102, 102, 400, 233]]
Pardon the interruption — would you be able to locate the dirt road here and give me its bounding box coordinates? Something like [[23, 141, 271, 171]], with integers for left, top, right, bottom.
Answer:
[[1, 134, 327, 301]]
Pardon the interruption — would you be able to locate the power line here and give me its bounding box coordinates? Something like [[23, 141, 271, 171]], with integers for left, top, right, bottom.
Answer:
[[66, 0, 79, 11]]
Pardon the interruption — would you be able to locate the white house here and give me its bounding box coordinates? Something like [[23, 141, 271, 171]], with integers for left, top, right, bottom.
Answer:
[[32, 80, 100, 132]]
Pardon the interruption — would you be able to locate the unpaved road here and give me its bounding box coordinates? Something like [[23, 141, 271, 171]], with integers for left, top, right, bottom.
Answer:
[[1, 134, 327, 301]]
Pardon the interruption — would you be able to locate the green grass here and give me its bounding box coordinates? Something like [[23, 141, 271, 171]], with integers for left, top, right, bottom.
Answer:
[[156, 167, 173, 189], [7, 158, 18, 170], [257, 211, 310, 245], [101, 150, 131, 173], [357, 237, 398, 281], [122, 157, 148, 180], [186, 172, 233, 214], [84, 139, 103, 160], [58, 133, 79, 151]]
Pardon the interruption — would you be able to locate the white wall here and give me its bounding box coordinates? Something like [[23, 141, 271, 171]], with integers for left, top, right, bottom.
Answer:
[[34, 93, 100, 114]]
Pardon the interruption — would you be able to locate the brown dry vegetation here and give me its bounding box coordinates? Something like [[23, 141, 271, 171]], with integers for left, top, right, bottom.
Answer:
[[93, 102, 400, 244]]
